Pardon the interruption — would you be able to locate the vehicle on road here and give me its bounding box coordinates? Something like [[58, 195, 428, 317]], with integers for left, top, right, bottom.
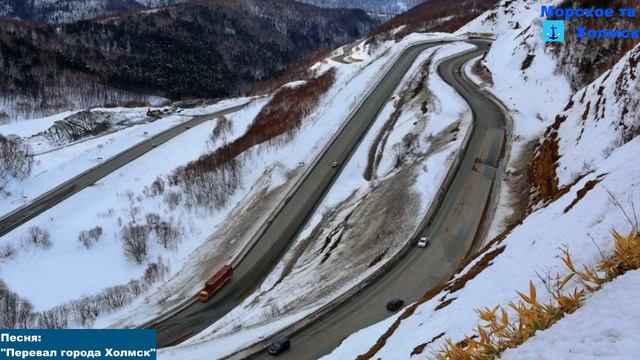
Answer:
[[151, 142, 158, 148], [331, 161, 340, 168], [386, 298, 404, 312], [268, 337, 291, 356], [199, 265, 233, 302], [417, 236, 430, 248]]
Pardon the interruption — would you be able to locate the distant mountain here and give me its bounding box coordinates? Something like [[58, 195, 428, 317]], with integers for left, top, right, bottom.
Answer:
[[0, 1, 426, 23], [0, 0, 374, 121], [295, 0, 426, 15]]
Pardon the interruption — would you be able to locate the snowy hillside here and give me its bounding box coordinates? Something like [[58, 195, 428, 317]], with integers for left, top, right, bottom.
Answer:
[[159, 36, 474, 360], [324, 1, 640, 359], [2, 0, 639, 358], [553, 45, 640, 189], [0, 30, 472, 342]]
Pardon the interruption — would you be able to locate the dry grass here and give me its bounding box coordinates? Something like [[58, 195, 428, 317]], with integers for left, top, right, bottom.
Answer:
[[435, 229, 640, 360]]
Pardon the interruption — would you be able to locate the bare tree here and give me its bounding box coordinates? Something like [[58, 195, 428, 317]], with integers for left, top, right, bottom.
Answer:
[[145, 213, 161, 231], [0, 281, 34, 328], [78, 226, 103, 249], [150, 177, 166, 196], [71, 297, 101, 328], [155, 220, 181, 250], [22, 226, 52, 249], [0, 134, 33, 191], [0, 244, 17, 261], [101, 285, 130, 310], [38, 307, 69, 329], [121, 224, 150, 264], [163, 191, 182, 210]]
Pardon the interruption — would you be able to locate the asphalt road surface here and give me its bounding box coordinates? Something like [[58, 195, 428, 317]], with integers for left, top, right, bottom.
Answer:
[[0, 103, 247, 238], [151, 41, 446, 347], [245, 42, 506, 360]]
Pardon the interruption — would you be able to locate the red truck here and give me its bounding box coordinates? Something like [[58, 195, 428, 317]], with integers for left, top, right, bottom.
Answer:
[[199, 265, 233, 302]]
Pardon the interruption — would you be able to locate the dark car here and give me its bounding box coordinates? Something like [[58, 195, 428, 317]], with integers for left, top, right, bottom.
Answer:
[[268, 337, 291, 356], [386, 298, 405, 312]]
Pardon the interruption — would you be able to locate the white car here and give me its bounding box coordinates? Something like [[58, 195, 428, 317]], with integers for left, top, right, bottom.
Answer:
[[418, 236, 430, 248]]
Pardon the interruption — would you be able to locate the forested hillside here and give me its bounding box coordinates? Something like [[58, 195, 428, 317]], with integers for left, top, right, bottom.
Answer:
[[0, 0, 374, 121], [0, 0, 189, 23]]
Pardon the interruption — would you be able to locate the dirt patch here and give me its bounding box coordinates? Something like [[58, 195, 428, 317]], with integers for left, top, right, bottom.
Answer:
[[368, 249, 389, 268], [564, 178, 602, 213], [528, 133, 562, 207], [472, 56, 493, 86], [434, 297, 456, 311], [425, 121, 461, 158], [520, 54, 535, 70], [411, 332, 446, 356]]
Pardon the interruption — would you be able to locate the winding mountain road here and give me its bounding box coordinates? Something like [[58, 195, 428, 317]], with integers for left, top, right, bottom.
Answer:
[[0, 103, 248, 238], [151, 40, 450, 347], [242, 42, 507, 359]]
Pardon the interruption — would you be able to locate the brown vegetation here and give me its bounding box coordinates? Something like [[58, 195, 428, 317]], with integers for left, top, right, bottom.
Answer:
[[528, 134, 562, 206], [246, 47, 337, 95], [437, 228, 640, 359], [171, 69, 337, 209]]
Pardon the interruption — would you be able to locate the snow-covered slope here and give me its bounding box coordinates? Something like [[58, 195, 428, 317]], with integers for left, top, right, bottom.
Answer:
[[326, 42, 640, 360], [0, 31, 470, 340], [554, 45, 640, 188], [324, 3, 640, 358], [501, 269, 640, 360], [160, 37, 474, 360]]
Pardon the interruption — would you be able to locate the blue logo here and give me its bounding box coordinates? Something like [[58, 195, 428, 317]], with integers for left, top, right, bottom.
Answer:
[[543, 20, 565, 42]]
